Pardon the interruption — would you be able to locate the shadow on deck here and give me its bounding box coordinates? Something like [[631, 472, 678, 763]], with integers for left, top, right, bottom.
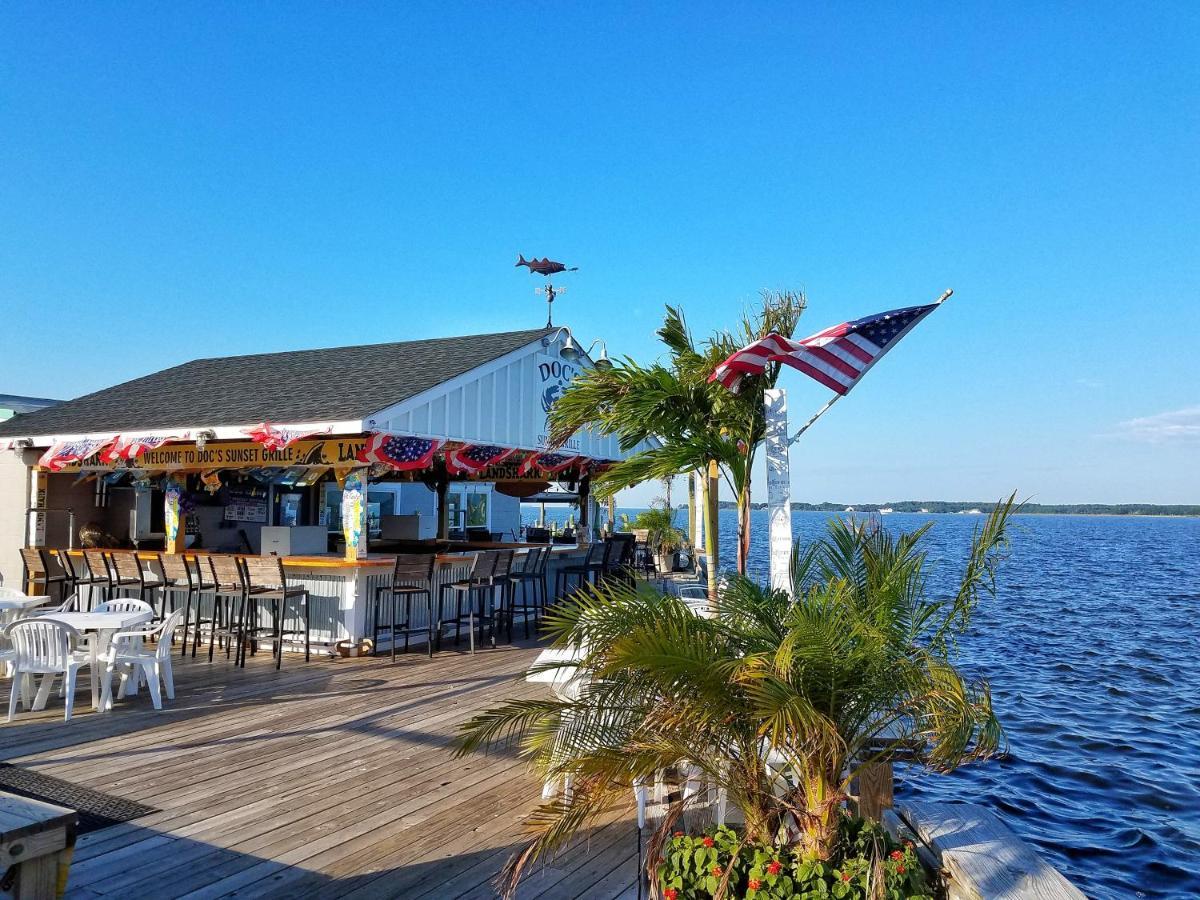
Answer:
[[0, 640, 639, 899]]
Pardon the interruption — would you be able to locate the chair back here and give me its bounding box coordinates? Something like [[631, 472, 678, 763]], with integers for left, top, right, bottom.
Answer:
[[391, 553, 436, 584], [185, 554, 215, 588], [491, 550, 514, 580], [584, 541, 607, 566], [94, 598, 154, 615], [517, 547, 543, 575], [155, 608, 185, 659], [110, 551, 144, 584], [56, 549, 80, 580], [609, 534, 636, 568], [209, 555, 245, 590], [159, 553, 192, 587], [525, 526, 551, 544], [4, 618, 80, 673], [243, 556, 287, 591], [467, 551, 498, 582], [83, 549, 113, 583], [20, 547, 48, 580]]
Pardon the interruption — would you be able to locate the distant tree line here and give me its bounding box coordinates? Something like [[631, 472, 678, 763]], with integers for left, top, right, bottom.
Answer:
[[713, 500, 1200, 516]]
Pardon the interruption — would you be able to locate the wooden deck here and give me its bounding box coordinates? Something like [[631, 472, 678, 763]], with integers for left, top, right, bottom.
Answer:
[[0, 639, 640, 899]]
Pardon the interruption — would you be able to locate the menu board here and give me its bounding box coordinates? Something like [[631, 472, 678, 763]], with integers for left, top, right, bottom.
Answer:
[[223, 489, 269, 523]]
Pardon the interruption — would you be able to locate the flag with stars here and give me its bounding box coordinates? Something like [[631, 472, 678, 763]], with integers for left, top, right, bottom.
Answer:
[[99, 434, 182, 463], [243, 422, 332, 451], [38, 437, 116, 472], [710, 302, 942, 395], [445, 444, 517, 475], [519, 451, 582, 476], [357, 433, 442, 471]]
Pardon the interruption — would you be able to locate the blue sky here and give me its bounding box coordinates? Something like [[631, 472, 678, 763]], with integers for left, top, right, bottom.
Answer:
[[1, 4, 1196, 505]]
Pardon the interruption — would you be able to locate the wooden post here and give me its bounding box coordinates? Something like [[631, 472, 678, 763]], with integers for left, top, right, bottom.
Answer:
[[0, 790, 77, 900], [435, 474, 450, 540], [705, 461, 720, 571], [163, 477, 185, 554], [856, 761, 894, 822], [577, 474, 590, 544]]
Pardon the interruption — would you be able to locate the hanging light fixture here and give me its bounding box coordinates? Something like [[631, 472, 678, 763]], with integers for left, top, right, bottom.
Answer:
[[559, 332, 582, 363]]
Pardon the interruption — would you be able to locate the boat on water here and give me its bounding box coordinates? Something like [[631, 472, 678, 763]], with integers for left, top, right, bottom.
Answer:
[[879, 507, 894, 514]]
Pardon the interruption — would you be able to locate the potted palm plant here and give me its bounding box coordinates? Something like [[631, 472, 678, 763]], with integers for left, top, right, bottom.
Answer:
[[633, 501, 686, 573], [456, 497, 1017, 898]]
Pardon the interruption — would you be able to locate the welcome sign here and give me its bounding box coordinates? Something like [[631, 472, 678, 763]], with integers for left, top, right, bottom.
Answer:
[[49, 438, 368, 473]]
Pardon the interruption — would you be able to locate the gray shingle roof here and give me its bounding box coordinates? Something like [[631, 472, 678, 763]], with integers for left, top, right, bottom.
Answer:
[[0, 328, 553, 437]]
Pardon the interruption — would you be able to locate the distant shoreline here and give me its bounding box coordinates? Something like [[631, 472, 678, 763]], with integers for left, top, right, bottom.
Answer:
[[711, 502, 1200, 517]]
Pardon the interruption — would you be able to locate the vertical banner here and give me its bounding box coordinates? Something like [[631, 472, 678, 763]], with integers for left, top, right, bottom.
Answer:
[[164, 479, 183, 553], [763, 389, 793, 596], [30, 470, 48, 547], [342, 469, 368, 561], [692, 470, 705, 560]]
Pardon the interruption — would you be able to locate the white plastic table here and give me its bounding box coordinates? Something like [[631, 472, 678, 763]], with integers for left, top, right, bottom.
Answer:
[[41, 610, 153, 711]]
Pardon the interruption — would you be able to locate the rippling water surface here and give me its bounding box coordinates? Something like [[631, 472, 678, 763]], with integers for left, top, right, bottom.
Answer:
[[528, 507, 1200, 898]]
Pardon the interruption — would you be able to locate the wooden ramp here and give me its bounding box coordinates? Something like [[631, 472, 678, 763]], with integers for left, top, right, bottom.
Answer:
[[0, 640, 638, 899]]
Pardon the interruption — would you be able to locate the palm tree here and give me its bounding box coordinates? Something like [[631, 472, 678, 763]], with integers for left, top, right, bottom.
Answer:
[[456, 497, 1016, 895], [547, 293, 805, 588]]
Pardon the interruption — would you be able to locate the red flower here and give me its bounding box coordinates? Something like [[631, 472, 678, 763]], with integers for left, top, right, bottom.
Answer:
[[702, 836, 715, 848], [904, 839, 914, 849], [766, 861, 782, 876], [841, 871, 852, 882], [711, 864, 724, 877], [664, 890, 678, 900], [897, 864, 907, 874], [673, 831, 684, 838], [748, 878, 762, 890], [890, 849, 904, 860]]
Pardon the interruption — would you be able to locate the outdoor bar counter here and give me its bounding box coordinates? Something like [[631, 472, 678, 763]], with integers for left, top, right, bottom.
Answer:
[[62, 543, 588, 654]]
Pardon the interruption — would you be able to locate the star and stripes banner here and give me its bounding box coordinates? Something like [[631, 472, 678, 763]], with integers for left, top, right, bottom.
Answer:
[[99, 434, 182, 463], [519, 451, 582, 476], [243, 422, 333, 451], [710, 302, 942, 395], [356, 433, 442, 471], [445, 444, 518, 475], [38, 437, 116, 472]]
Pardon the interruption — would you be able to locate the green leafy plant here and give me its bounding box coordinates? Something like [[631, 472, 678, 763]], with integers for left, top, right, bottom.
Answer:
[[659, 820, 930, 899], [456, 497, 1016, 895], [634, 500, 687, 558]]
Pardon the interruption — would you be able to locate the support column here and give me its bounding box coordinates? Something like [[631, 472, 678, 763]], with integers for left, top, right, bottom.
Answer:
[[705, 461, 720, 572], [435, 474, 450, 540], [342, 469, 369, 561], [764, 389, 793, 596], [164, 477, 185, 554], [691, 470, 704, 558], [577, 474, 591, 544]]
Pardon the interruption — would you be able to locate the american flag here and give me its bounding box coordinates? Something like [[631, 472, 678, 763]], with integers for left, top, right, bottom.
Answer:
[[445, 444, 517, 475], [38, 437, 115, 472], [99, 434, 180, 463], [710, 303, 941, 395], [243, 422, 332, 451], [357, 433, 442, 470], [519, 451, 582, 476]]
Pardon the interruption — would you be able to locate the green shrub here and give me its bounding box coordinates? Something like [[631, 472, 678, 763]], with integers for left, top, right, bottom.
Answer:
[[657, 819, 931, 900]]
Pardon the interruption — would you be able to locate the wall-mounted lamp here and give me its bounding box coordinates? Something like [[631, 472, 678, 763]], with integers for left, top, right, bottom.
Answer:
[[15, 438, 33, 449], [549, 328, 613, 370], [196, 429, 217, 450]]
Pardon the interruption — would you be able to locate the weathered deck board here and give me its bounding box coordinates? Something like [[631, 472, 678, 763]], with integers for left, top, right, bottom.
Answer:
[[0, 640, 639, 899], [899, 801, 1085, 900]]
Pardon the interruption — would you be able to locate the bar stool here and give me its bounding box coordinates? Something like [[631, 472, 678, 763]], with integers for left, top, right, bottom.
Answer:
[[184, 554, 219, 659], [81, 549, 115, 609], [240, 557, 310, 670], [373, 554, 438, 660], [437, 551, 498, 653], [158, 554, 197, 654], [207, 555, 248, 663], [487, 550, 515, 646], [19, 548, 70, 604], [507, 547, 549, 640], [555, 541, 611, 602], [55, 549, 101, 603], [602, 535, 637, 589], [108, 551, 164, 612]]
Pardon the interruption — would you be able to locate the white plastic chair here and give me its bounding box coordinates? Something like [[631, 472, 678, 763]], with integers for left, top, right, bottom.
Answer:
[[4, 618, 91, 722], [101, 609, 183, 711], [93, 598, 155, 615]]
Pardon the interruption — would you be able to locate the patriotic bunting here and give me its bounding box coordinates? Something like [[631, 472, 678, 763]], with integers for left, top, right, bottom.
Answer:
[[357, 433, 442, 471], [710, 303, 942, 395], [99, 434, 183, 463], [38, 437, 116, 472], [445, 444, 518, 475], [243, 422, 333, 451], [519, 451, 582, 476]]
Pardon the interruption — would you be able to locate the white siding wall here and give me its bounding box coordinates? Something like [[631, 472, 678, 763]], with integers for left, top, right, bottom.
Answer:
[[0, 450, 32, 588]]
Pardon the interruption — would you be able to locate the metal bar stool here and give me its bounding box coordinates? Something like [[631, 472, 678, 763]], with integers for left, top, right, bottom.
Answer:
[[507, 547, 549, 640], [19, 548, 70, 604], [81, 549, 116, 610], [554, 540, 611, 602], [108, 551, 163, 612], [373, 553, 438, 660], [185, 554, 218, 658], [158, 553, 197, 655], [241, 556, 310, 670], [208, 555, 248, 663], [437, 551, 498, 654], [485, 550, 515, 646]]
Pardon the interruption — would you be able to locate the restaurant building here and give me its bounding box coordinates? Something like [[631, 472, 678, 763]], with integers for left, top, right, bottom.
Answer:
[[0, 325, 646, 649]]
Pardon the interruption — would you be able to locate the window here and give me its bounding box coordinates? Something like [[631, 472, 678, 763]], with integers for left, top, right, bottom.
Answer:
[[447, 487, 491, 530]]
